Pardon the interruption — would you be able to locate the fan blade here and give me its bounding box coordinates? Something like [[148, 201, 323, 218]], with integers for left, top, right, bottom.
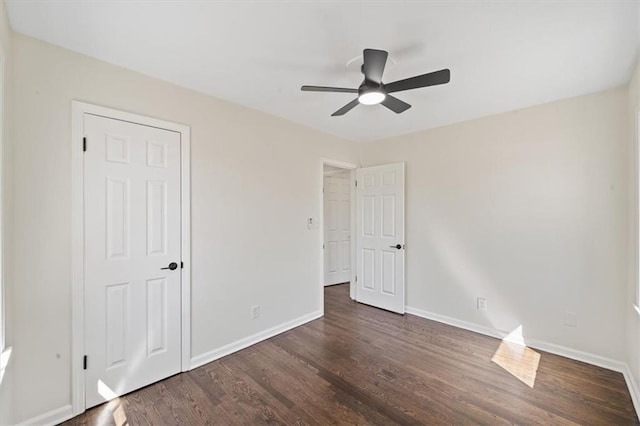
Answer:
[[381, 95, 411, 114], [362, 49, 388, 84], [331, 99, 360, 116], [385, 69, 450, 94], [301, 85, 358, 93]]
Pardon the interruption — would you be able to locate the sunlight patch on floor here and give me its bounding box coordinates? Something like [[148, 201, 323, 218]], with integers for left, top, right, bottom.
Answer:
[[113, 402, 128, 426], [491, 325, 540, 388]]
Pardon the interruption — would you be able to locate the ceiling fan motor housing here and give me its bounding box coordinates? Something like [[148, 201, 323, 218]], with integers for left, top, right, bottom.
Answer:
[[359, 81, 385, 96]]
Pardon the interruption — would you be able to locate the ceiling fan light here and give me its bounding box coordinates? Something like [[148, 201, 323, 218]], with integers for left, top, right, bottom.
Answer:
[[358, 91, 386, 105]]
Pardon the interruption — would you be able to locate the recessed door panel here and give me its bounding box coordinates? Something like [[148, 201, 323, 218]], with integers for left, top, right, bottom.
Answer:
[[106, 178, 130, 259], [147, 180, 167, 256], [381, 194, 396, 238], [362, 249, 375, 290], [147, 140, 168, 168], [327, 241, 338, 273], [105, 133, 130, 164], [327, 200, 338, 232], [339, 200, 350, 231], [340, 239, 350, 272], [147, 278, 167, 356], [362, 196, 375, 237], [381, 251, 396, 295], [105, 283, 128, 368], [382, 171, 395, 186]]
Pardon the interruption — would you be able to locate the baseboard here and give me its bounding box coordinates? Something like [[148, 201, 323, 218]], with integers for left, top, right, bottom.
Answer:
[[190, 310, 323, 370], [623, 366, 640, 418], [406, 305, 640, 419], [405, 306, 508, 341], [15, 404, 73, 426]]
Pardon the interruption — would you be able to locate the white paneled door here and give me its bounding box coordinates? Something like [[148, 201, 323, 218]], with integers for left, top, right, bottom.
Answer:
[[84, 114, 182, 408], [324, 173, 351, 285], [356, 163, 405, 314]]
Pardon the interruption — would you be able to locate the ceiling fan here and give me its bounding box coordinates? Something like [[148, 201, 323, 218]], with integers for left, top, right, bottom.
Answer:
[[301, 48, 450, 116]]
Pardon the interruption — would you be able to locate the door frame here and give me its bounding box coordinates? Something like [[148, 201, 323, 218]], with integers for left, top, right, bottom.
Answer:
[[320, 159, 358, 311], [70, 101, 191, 416]]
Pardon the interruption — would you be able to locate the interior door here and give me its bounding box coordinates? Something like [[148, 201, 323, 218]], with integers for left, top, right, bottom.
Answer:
[[356, 163, 405, 313], [84, 113, 182, 408], [324, 173, 351, 285]]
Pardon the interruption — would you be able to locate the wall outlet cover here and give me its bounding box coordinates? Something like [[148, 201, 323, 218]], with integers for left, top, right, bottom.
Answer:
[[477, 297, 487, 311], [251, 305, 260, 319]]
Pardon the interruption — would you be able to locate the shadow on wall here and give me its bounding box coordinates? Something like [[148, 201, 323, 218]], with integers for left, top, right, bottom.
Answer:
[[425, 222, 541, 387]]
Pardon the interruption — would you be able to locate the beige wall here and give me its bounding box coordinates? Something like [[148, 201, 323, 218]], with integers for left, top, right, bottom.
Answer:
[[360, 88, 629, 361], [0, 0, 12, 423], [10, 33, 359, 423]]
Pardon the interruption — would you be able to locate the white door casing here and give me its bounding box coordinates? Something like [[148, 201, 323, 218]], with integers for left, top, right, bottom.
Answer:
[[324, 173, 351, 285], [356, 163, 405, 314], [83, 114, 182, 408]]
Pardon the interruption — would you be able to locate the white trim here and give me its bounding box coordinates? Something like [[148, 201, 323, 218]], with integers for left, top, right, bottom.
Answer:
[[349, 169, 357, 300], [406, 305, 640, 419], [16, 404, 73, 426], [180, 126, 192, 372], [190, 310, 322, 369], [0, 41, 5, 353], [70, 101, 191, 416], [323, 169, 350, 177], [405, 306, 506, 339], [322, 158, 359, 170], [319, 158, 359, 307], [623, 366, 640, 418], [635, 109, 640, 307]]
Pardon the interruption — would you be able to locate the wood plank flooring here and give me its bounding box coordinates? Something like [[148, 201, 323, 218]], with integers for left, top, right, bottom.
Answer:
[[63, 284, 639, 425]]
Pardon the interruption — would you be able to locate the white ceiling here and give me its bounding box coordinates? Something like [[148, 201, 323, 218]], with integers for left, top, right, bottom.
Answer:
[[6, 1, 639, 142]]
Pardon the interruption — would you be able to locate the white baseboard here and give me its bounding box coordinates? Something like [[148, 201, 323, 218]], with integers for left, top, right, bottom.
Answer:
[[15, 404, 73, 426], [190, 310, 323, 370], [405, 306, 508, 340], [623, 365, 640, 419], [406, 305, 640, 419]]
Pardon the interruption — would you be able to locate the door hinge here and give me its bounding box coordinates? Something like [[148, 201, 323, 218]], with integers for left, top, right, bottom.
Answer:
[[355, 275, 358, 282], [83, 137, 87, 152], [323, 244, 325, 249], [83, 355, 87, 370], [355, 180, 358, 187], [181, 261, 184, 269]]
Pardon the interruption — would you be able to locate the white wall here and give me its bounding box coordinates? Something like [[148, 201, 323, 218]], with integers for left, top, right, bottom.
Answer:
[[360, 88, 629, 361], [0, 0, 12, 424], [10, 33, 359, 423]]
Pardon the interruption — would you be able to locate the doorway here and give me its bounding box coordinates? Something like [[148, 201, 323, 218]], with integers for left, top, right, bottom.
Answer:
[[71, 102, 191, 416], [321, 160, 357, 304], [323, 165, 352, 286]]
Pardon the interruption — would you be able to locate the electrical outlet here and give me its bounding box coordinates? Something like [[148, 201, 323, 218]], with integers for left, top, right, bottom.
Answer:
[[251, 305, 260, 320], [564, 311, 577, 327], [477, 297, 487, 311]]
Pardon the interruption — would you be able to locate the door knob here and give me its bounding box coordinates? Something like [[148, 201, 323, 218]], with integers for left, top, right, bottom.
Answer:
[[161, 262, 178, 271], [389, 244, 403, 250]]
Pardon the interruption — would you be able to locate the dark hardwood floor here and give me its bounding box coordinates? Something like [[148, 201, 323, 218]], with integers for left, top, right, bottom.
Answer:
[[64, 284, 639, 425]]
